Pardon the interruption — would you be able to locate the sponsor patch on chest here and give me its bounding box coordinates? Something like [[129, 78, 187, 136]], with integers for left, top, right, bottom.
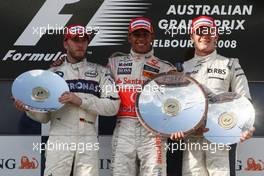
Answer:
[[117, 67, 132, 74], [207, 68, 226, 75], [143, 64, 160, 73], [142, 64, 160, 79], [66, 79, 100, 97], [118, 62, 133, 67], [84, 70, 98, 77]]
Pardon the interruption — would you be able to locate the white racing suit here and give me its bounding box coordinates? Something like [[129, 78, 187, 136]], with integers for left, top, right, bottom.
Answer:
[[108, 49, 175, 176], [26, 59, 120, 176], [182, 50, 251, 176]]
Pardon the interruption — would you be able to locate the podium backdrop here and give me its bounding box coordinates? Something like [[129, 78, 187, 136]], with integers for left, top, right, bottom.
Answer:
[[0, 0, 263, 175]]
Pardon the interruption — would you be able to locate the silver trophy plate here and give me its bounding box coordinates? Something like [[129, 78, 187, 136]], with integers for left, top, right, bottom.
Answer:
[[136, 72, 208, 137], [12, 69, 69, 112], [204, 95, 255, 145]]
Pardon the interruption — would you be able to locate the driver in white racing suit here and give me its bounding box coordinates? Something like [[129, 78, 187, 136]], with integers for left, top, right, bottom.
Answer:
[[171, 16, 255, 176], [14, 24, 120, 176], [108, 17, 176, 176]]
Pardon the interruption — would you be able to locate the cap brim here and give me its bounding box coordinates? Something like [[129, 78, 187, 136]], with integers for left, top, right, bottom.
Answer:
[[64, 33, 89, 40], [193, 24, 214, 29], [129, 26, 152, 33], [192, 24, 215, 33]]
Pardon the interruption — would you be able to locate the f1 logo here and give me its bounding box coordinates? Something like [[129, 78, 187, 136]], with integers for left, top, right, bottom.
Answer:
[[14, 0, 79, 46]]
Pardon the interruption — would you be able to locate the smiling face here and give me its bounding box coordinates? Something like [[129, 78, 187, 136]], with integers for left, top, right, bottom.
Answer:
[[191, 26, 218, 56], [128, 29, 154, 54]]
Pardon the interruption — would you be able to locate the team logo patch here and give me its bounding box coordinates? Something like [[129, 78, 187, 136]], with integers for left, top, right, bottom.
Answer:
[[119, 56, 132, 62], [118, 62, 133, 67], [66, 79, 100, 97], [143, 71, 157, 79], [146, 58, 160, 68], [143, 65, 160, 73], [117, 67, 132, 74], [85, 70, 98, 77], [207, 68, 226, 75]]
